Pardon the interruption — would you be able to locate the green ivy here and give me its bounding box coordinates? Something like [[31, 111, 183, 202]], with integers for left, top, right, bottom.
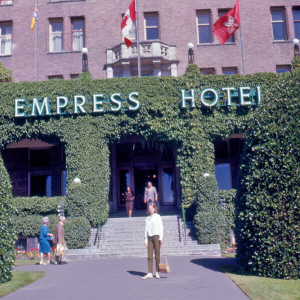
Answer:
[[0, 156, 16, 284], [65, 217, 91, 249], [0, 69, 298, 266], [235, 71, 300, 279], [219, 189, 236, 245], [0, 62, 13, 83], [13, 197, 65, 216]]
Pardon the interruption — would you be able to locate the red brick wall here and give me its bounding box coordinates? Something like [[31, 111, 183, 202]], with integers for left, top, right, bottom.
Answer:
[[0, 0, 298, 81]]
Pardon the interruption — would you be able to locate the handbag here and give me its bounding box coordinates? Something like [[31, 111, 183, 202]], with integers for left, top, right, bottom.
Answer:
[[56, 243, 65, 256], [159, 246, 170, 273]]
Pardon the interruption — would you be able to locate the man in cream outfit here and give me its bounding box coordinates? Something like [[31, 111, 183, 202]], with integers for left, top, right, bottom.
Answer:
[[144, 181, 159, 209]]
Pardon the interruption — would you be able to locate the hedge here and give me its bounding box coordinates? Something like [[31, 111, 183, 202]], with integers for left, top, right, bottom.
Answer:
[[13, 197, 65, 217], [219, 189, 236, 245], [235, 70, 300, 279], [65, 217, 91, 249], [194, 175, 224, 244], [12, 196, 91, 249], [0, 156, 16, 284], [0, 64, 298, 255]]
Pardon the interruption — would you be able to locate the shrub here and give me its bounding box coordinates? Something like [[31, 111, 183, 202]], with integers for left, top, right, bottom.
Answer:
[[235, 88, 300, 278], [65, 217, 91, 249], [13, 197, 65, 216], [0, 156, 16, 284], [194, 176, 225, 244], [14, 214, 60, 237], [219, 190, 236, 245]]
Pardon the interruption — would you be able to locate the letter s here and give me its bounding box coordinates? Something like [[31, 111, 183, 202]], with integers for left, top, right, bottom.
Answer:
[[128, 92, 140, 111]]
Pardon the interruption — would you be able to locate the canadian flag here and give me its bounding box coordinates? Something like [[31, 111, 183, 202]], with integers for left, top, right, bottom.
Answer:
[[213, 0, 240, 45], [121, 0, 137, 48]]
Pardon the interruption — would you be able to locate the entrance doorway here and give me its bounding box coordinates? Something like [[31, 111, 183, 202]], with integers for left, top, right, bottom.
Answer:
[[134, 167, 158, 210], [110, 137, 179, 212]]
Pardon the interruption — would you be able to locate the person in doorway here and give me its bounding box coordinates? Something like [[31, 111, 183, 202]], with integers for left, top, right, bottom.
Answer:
[[144, 181, 158, 210], [53, 216, 68, 265], [125, 186, 135, 218], [142, 202, 164, 280], [39, 217, 53, 265]]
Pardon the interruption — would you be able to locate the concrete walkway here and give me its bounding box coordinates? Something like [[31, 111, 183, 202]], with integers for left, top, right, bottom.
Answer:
[[4, 256, 248, 300]]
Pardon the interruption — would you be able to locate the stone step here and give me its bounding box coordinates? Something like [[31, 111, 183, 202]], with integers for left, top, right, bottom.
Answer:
[[67, 247, 221, 259], [67, 214, 221, 259]]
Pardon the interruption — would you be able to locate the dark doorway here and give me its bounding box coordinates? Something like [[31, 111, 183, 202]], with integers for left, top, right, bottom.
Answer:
[[111, 136, 178, 212], [134, 167, 158, 210]]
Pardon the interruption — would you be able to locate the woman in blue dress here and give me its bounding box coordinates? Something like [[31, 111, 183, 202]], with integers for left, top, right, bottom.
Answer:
[[39, 217, 53, 265]]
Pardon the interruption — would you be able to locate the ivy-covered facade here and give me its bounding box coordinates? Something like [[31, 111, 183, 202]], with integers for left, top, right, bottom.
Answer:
[[0, 67, 299, 279]]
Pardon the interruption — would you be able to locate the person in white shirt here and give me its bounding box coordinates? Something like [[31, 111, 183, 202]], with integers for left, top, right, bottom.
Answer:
[[142, 202, 164, 279]]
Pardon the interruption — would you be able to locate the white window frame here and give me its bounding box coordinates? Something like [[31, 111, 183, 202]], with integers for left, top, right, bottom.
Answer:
[[0, 22, 12, 56], [71, 17, 85, 51], [144, 13, 159, 40], [0, 1, 13, 5], [293, 7, 300, 38], [49, 18, 63, 52], [271, 7, 287, 41], [197, 10, 212, 44]]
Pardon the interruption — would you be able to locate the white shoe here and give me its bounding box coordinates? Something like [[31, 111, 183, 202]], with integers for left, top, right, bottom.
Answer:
[[155, 272, 160, 279], [141, 273, 153, 280]]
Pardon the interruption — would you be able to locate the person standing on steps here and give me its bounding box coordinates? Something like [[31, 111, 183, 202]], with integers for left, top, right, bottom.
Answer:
[[125, 186, 135, 218], [142, 202, 164, 280], [144, 181, 158, 211]]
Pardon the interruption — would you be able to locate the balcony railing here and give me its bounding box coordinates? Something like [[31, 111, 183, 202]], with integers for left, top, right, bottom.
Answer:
[[106, 41, 177, 65]]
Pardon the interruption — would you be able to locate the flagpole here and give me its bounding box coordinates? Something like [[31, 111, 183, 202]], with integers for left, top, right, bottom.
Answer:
[[239, 24, 245, 75], [35, 0, 39, 81], [135, 0, 141, 77]]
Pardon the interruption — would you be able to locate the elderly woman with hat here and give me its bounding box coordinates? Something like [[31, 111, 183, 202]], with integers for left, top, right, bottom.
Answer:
[[39, 216, 53, 265]]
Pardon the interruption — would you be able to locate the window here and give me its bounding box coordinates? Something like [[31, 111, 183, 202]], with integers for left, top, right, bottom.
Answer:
[[222, 67, 238, 75], [70, 74, 79, 79], [48, 75, 64, 80], [144, 13, 159, 40], [49, 19, 63, 52], [271, 8, 287, 41], [200, 68, 215, 75], [71, 18, 84, 51], [197, 11, 212, 43], [214, 137, 244, 189], [0, 22, 12, 55], [0, 0, 13, 5], [218, 10, 234, 43], [276, 65, 291, 73], [293, 7, 300, 39]]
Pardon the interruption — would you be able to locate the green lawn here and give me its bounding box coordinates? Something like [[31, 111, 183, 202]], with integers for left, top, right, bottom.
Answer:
[[0, 271, 45, 298], [222, 252, 236, 258], [15, 260, 40, 266], [222, 265, 300, 300]]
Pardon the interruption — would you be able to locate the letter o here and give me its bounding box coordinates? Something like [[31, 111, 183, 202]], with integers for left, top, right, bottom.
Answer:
[[200, 89, 219, 107]]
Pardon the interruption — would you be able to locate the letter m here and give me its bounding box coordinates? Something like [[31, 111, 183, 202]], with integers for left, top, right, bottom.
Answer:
[[31, 98, 51, 116]]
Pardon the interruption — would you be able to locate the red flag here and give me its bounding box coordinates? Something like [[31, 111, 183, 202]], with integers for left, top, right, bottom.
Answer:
[[121, 0, 136, 48], [213, 0, 240, 45]]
